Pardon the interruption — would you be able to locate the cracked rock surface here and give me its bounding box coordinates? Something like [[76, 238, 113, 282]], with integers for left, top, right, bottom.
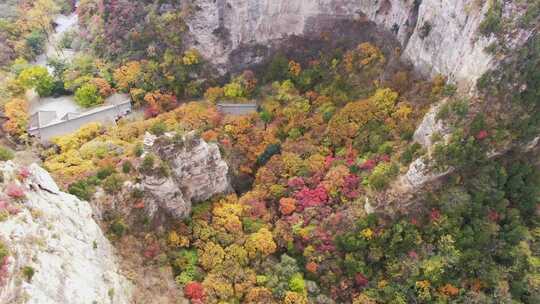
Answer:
[[142, 132, 231, 220]]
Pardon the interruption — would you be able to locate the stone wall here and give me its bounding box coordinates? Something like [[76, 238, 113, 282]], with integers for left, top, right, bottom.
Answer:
[[216, 103, 258, 115], [31, 101, 132, 142]]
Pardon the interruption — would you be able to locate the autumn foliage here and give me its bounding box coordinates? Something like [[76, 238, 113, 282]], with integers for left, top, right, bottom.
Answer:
[[26, 34, 538, 304], [184, 282, 205, 300], [3, 98, 29, 139]]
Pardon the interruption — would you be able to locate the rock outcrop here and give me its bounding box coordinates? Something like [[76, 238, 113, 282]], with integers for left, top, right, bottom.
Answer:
[[185, 0, 513, 87], [142, 132, 231, 219], [412, 99, 450, 150], [0, 161, 132, 304]]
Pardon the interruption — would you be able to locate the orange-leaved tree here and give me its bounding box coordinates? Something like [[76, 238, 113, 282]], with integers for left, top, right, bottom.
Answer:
[[3, 98, 29, 138]]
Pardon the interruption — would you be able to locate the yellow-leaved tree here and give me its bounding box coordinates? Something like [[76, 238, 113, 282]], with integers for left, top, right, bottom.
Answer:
[[245, 228, 277, 260]]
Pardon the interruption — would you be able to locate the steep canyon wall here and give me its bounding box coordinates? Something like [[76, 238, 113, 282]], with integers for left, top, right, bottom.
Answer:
[[186, 0, 496, 87]]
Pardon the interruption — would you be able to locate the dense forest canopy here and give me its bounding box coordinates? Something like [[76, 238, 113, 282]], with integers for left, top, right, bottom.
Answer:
[[0, 0, 539, 303]]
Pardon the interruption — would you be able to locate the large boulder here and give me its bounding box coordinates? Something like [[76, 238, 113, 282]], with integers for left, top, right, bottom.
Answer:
[[142, 132, 231, 219], [0, 161, 132, 304]]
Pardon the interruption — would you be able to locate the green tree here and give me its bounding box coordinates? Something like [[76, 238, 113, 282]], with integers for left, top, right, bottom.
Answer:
[[47, 57, 69, 79], [223, 81, 245, 99], [265, 54, 289, 82], [259, 110, 273, 128], [25, 30, 46, 56], [18, 66, 55, 96], [74, 83, 103, 107], [289, 273, 306, 294]]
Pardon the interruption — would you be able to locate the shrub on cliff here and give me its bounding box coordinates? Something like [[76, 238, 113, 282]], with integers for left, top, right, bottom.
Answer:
[[110, 218, 127, 238], [102, 174, 123, 194], [59, 30, 75, 49], [25, 30, 46, 57], [121, 160, 132, 173], [6, 184, 25, 199], [149, 121, 167, 136], [96, 166, 115, 180], [0, 241, 8, 286], [479, 0, 503, 36], [0, 241, 8, 262], [22, 266, 35, 282], [68, 180, 94, 201], [366, 162, 399, 190], [0, 146, 14, 161], [140, 154, 155, 173]]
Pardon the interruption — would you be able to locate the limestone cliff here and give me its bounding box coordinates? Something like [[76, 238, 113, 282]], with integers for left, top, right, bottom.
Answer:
[[141, 132, 231, 220], [0, 162, 132, 304], [185, 0, 520, 87]]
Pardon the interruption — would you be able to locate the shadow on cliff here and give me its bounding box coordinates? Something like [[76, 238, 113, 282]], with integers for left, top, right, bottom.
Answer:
[[228, 15, 408, 81]]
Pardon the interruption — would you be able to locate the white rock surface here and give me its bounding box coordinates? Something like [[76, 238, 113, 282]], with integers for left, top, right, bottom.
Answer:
[[403, 0, 494, 88], [523, 136, 540, 153], [28, 163, 60, 194], [143, 132, 231, 219], [143, 132, 158, 152], [364, 198, 375, 215], [186, 0, 503, 87], [0, 161, 132, 304], [143, 175, 190, 219], [404, 157, 452, 189], [413, 99, 450, 150]]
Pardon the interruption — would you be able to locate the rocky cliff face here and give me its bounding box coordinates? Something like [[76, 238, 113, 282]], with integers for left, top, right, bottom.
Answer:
[[142, 132, 231, 220], [186, 0, 507, 87], [0, 162, 132, 304]]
